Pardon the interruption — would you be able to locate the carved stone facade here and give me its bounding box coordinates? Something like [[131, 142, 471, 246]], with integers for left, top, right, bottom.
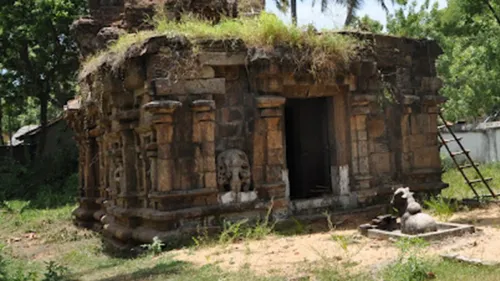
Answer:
[[67, 1, 447, 247]]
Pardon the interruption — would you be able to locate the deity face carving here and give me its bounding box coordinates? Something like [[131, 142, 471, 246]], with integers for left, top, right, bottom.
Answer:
[[217, 149, 251, 192]]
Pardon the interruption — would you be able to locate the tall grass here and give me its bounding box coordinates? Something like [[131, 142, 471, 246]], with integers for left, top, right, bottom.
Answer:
[[442, 162, 500, 199], [81, 12, 359, 81]]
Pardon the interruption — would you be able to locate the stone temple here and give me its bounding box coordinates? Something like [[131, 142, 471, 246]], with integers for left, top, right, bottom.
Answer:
[[66, 0, 447, 248]]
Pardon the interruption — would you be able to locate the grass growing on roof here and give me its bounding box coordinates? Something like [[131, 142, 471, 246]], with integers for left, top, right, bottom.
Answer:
[[80, 12, 360, 80]]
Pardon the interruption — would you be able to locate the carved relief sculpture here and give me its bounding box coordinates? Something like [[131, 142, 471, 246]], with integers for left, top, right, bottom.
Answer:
[[217, 149, 252, 192]]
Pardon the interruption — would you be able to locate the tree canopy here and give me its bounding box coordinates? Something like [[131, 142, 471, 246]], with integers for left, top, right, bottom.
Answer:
[[0, 0, 86, 148], [386, 0, 500, 122]]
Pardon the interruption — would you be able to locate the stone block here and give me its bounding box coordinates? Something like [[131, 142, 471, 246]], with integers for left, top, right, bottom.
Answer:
[[428, 114, 438, 133], [413, 147, 440, 169], [267, 130, 283, 149], [219, 122, 243, 138], [252, 165, 264, 184], [199, 52, 246, 66], [267, 149, 284, 165], [265, 165, 282, 183], [200, 122, 215, 142], [359, 156, 369, 174], [204, 172, 217, 189], [253, 133, 266, 166], [357, 130, 368, 141], [410, 135, 426, 149], [355, 115, 367, 130], [156, 124, 174, 144], [199, 66, 215, 79], [367, 118, 385, 138], [202, 142, 215, 157], [155, 78, 226, 95], [157, 160, 172, 192], [260, 108, 283, 118], [157, 144, 172, 159], [358, 140, 369, 157], [204, 156, 216, 172], [351, 141, 359, 158], [192, 122, 201, 143], [370, 153, 392, 175], [196, 112, 216, 122], [370, 141, 389, 153], [266, 117, 281, 132], [351, 158, 359, 174]]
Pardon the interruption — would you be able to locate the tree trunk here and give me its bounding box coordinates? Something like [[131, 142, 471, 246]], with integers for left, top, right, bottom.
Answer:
[[483, 0, 500, 26], [291, 0, 297, 25], [36, 91, 49, 159]]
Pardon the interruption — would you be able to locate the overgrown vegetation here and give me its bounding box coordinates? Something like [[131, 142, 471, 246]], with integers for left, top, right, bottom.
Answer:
[[193, 203, 275, 248], [81, 11, 360, 82], [0, 147, 78, 208], [424, 196, 459, 221], [382, 238, 433, 281], [441, 162, 500, 199]]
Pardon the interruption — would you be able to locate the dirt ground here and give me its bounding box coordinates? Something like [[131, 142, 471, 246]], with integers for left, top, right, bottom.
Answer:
[[171, 203, 500, 277]]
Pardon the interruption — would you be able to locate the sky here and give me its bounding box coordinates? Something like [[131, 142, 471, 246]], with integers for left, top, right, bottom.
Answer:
[[265, 0, 448, 29]]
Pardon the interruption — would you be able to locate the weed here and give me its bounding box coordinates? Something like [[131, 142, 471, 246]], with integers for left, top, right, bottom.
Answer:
[[383, 237, 434, 281], [41, 261, 70, 281], [324, 211, 336, 231], [291, 217, 306, 234], [2, 200, 31, 214], [81, 12, 360, 84], [141, 236, 165, 256], [331, 235, 351, 253], [424, 196, 458, 220]]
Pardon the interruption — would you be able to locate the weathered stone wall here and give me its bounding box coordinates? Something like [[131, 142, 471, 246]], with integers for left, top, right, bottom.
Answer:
[[67, 9, 446, 247]]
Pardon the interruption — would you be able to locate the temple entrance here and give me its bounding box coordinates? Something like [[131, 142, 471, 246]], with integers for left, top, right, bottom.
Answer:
[[285, 97, 332, 199]]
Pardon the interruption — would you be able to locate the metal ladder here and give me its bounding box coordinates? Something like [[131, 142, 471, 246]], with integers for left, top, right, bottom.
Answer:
[[438, 112, 497, 199]]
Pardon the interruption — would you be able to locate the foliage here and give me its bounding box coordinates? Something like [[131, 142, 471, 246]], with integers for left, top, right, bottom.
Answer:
[[347, 15, 384, 33], [141, 237, 166, 256], [442, 162, 500, 199], [41, 262, 70, 281], [82, 12, 360, 82], [0, 147, 78, 208], [385, 0, 500, 122], [383, 237, 434, 281], [424, 196, 458, 220], [0, 0, 86, 151]]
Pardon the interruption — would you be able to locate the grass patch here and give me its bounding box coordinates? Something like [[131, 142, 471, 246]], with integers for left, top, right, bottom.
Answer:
[[442, 162, 500, 199], [424, 196, 459, 221], [80, 11, 359, 82], [193, 203, 275, 248], [382, 237, 434, 281], [2, 203, 500, 281]]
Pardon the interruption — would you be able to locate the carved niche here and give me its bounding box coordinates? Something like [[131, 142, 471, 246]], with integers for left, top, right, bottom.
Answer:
[[216, 149, 252, 192]]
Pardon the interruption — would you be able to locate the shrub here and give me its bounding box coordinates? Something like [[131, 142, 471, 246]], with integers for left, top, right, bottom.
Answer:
[[424, 196, 458, 220], [383, 238, 434, 281]]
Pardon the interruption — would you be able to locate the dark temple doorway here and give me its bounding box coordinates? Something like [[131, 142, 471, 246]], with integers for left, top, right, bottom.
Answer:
[[285, 97, 332, 199]]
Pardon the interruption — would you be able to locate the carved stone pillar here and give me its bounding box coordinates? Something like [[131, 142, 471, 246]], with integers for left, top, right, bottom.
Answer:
[[191, 100, 217, 191], [254, 96, 287, 202], [350, 95, 378, 193], [143, 100, 182, 193]]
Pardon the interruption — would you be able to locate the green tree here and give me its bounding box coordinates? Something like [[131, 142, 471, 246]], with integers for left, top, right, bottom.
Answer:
[[0, 0, 86, 153], [385, 0, 500, 122], [348, 15, 383, 32]]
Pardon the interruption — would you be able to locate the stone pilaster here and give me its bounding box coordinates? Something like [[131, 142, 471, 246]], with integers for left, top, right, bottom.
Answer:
[[350, 94, 377, 192], [143, 100, 182, 193], [191, 100, 217, 191], [254, 96, 287, 201]]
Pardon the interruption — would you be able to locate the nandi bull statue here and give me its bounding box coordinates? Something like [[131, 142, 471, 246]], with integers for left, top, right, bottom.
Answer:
[[391, 187, 438, 235]]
